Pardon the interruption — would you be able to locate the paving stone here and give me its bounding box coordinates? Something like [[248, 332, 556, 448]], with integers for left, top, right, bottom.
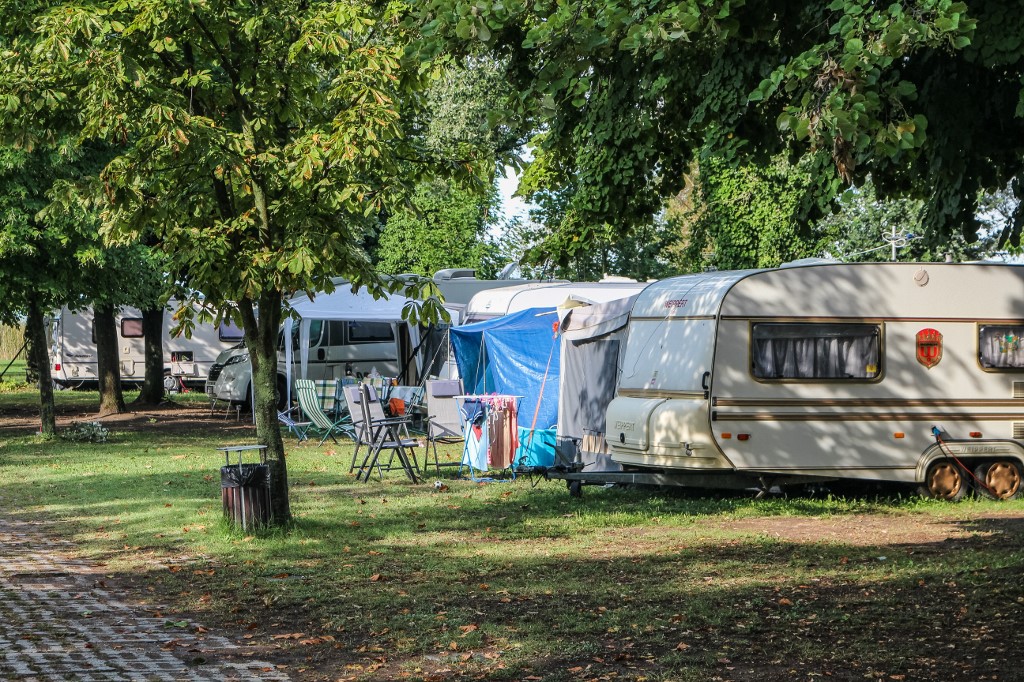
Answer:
[[0, 519, 289, 681]]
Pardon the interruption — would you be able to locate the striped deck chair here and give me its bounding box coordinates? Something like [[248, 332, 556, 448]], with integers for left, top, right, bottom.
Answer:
[[295, 379, 349, 446]]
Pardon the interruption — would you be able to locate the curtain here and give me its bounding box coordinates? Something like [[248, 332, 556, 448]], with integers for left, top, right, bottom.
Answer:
[[979, 325, 1024, 369], [753, 324, 880, 380]]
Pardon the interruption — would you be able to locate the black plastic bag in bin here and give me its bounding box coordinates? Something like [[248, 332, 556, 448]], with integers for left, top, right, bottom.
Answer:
[[221, 463, 271, 529]]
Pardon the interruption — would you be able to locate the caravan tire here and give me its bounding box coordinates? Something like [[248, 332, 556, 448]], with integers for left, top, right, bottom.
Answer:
[[567, 480, 583, 498], [974, 461, 1022, 501], [923, 461, 969, 501]]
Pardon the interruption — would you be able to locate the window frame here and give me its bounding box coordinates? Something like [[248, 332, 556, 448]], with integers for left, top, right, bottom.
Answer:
[[120, 318, 145, 339], [977, 322, 1024, 372], [218, 320, 245, 342], [346, 320, 395, 344], [748, 320, 885, 384]]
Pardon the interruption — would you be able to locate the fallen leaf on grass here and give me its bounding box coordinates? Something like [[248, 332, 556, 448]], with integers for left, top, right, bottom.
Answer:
[[459, 624, 478, 636], [778, 598, 793, 606], [271, 633, 305, 640], [273, 573, 290, 579], [370, 574, 383, 582], [675, 642, 690, 651]]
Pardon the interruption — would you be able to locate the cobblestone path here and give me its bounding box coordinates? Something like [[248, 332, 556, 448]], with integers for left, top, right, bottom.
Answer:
[[0, 519, 290, 681]]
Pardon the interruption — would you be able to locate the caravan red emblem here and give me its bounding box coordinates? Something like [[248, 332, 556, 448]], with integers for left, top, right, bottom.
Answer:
[[916, 328, 943, 368]]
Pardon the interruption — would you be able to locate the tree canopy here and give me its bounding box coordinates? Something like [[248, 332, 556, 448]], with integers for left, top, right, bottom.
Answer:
[[417, 0, 1024, 249], [0, 0, 473, 521]]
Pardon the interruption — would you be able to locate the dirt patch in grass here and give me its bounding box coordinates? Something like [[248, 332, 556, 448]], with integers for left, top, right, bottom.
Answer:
[[720, 511, 1024, 546], [0, 395, 254, 438]]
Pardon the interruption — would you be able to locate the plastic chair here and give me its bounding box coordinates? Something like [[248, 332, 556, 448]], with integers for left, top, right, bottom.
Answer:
[[425, 379, 464, 474]]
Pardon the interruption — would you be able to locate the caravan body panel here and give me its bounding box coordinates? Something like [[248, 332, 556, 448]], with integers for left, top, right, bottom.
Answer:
[[50, 303, 242, 388], [608, 263, 1024, 485]]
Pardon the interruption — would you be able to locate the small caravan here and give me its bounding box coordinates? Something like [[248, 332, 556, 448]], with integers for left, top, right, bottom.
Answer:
[[607, 262, 1024, 500], [49, 303, 243, 389]]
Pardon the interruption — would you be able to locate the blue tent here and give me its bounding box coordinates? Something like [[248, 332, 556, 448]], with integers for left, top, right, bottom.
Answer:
[[451, 308, 561, 466]]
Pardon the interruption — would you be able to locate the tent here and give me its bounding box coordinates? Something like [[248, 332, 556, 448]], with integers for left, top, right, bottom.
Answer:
[[556, 296, 638, 472], [282, 287, 422, 405], [450, 307, 561, 466]]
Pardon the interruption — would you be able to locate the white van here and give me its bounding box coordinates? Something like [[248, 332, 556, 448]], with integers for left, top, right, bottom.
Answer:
[[50, 303, 244, 390], [606, 262, 1024, 500]]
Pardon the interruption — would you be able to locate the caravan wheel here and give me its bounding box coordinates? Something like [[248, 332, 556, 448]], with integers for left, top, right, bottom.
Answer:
[[974, 461, 1022, 501], [567, 480, 583, 498], [924, 461, 969, 501]]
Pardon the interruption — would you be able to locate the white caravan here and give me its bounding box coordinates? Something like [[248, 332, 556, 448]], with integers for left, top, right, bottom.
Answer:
[[49, 304, 244, 390], [606, 262, 1024, 500], [465, 279, 649, 323]]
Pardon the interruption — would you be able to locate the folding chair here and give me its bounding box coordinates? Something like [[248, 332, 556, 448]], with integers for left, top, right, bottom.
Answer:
[[277, 407, 311, 443], [312, 379, 342, 419], [342, 384, 418, 472], [295, 379, 350, 446], [352, 383, 421, 483], [424, 379, 464, 474]]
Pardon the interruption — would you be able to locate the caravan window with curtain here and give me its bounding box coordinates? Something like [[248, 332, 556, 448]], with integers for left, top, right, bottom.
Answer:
[[978, 325, 1024, 369], [752, 323, 881, 381]]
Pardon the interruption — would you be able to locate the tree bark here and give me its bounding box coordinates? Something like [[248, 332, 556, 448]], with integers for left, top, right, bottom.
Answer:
[[239, 293, 290, 524], [94, 305, 126, 415], [134, 305, 165, 405], [25, 295, 56, 437]]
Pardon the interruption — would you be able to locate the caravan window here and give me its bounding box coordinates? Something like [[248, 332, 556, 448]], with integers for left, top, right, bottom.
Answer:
[[120, 318, 144, 338], [347, 321, 394, 343], [978, 325, 1024, 370], [752, 323, 881, 381], [218, 320, 245, 341]]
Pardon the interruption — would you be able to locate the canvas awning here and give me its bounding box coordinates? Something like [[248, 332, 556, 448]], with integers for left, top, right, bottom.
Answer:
[[283, 287, 422, 405]]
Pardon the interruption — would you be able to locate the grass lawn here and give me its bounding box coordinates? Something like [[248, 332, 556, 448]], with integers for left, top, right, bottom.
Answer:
[[1, 387, 1022, 681]]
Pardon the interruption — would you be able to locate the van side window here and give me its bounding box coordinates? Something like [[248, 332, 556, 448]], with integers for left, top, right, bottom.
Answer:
[[218, 320, 245, 342], [752, 323, 881, 380], [978, 325, 1024, 369], [289, 320, 324, 350], [121, 318, 144, 338], [347, 321, 394, 343]]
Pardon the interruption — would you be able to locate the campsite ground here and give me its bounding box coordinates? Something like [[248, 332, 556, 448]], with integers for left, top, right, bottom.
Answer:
[[1, 388, 1022, 681]]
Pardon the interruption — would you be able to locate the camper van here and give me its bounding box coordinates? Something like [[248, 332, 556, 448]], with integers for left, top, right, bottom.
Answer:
[[50, 303, 244, 390], [464, 280, 648, 324], [211, 286, 423, 407], [208, 271, 554, 406], [606, 262, 1024, 500]]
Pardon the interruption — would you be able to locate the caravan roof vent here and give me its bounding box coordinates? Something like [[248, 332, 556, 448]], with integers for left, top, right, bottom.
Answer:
[[433, 269, 477, 281]]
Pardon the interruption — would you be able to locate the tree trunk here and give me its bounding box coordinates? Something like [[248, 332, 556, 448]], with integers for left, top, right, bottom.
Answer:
[[94, 305, 126, 415], [239, 293, 290, 524], [25, 295, 56, 437], [134, 306, 165, 405]]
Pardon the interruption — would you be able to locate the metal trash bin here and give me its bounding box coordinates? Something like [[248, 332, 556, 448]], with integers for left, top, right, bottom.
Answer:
[[217, 445, 271, 530]]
